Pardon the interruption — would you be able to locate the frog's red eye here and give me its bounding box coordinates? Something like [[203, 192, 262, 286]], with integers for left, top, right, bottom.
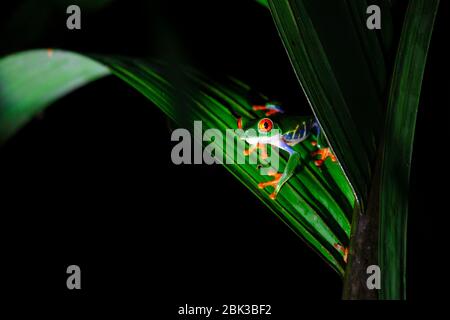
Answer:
[[258, 118, 273, 133]]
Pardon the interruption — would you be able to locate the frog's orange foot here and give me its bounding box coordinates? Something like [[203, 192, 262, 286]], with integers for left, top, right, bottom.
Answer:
[[258, 171, 282, 200], [311, 147, 337, 167], [243, 143, 268, 160], [334, 243, 349, 263], [252, 104, 283, 117]]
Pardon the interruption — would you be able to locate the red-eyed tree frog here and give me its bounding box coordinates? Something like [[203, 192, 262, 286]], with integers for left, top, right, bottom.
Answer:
[[237, 103, 337, 200]]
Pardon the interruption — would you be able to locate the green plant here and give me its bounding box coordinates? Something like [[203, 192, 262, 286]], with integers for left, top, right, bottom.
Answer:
[[0, 0, 440, 300]]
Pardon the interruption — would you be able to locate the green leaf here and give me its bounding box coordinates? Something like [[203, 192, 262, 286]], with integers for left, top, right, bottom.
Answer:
[[0, 49, 355, 275], [0, 50, 110, 144], [267, 0, 394, 207], [379, 0, 440, 299]]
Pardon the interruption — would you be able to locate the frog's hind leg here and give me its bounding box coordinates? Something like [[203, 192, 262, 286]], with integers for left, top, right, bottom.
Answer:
[[311, 147, 337, 167], [309, 119, 337, 167], [273, 151, 301, 198], [259, 143, 301, 200], [252, 103, 284, 117]]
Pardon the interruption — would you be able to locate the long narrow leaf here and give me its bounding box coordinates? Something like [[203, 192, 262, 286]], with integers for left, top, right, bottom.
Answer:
[[379, 0, 439, 299], [268, 0, 394, 207]]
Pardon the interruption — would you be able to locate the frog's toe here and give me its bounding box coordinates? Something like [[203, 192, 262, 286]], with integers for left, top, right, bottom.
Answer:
[[258, 172, 282, 200], [265, 109, 278, 117], [314, 159, 324, 167], [311, 147, 337, 167], [243, 144, 256, 156], [258, 172, 281, 188], [258, 179, 277, 189], [334, 243, 349, 263]]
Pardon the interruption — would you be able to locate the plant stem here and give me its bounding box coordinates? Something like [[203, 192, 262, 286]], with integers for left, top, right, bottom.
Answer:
[[342, 155, 382, 299]]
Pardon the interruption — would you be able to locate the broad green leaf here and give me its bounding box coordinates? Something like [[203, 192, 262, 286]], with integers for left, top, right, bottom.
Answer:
[[0, 50, 109, 144], [379, 0, 440, 299], [0, 49, 355, 275]]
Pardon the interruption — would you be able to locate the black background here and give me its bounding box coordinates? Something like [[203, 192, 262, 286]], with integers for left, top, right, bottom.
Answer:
[[1, 0, 449, 314]]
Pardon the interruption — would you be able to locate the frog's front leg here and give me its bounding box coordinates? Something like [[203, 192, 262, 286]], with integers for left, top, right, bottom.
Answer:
[[258, 143, 301, 200], [243, 143, 268, 160]]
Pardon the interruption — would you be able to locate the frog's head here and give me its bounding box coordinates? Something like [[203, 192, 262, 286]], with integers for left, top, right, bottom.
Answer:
[[237, 117, 281, 145]]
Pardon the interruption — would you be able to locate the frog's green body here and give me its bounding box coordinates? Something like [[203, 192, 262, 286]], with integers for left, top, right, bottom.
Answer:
[[239, 106, 336, 200]]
